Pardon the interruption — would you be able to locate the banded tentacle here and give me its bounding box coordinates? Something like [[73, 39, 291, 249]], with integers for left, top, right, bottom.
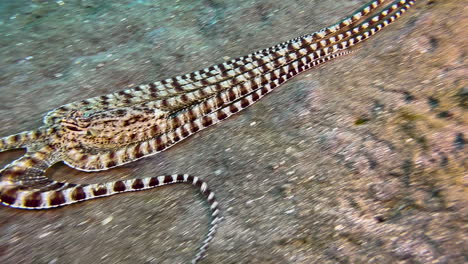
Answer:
[[0, 127, 53, 152], [60, 0, 418, 172], [0, 171, 220, 263], [115, 0, 415, 113], [250, 0, 389, 57], [145, 0, 417, 116], [62, 50, 353, 171], [155, 0, 420, 151], [141, 0, 391, 92], [0, 140, 220, 262], [186, 0, 419, 120], [143, 0, 391, 92], [284, 0, 409, 53], [43, 0, 393, 124], [56, 0, 407, 119]]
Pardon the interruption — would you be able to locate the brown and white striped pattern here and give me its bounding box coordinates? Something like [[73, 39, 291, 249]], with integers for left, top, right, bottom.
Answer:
[[0, 170, 220, 263], [41, 0, 396, 124], [0, 1, 418, 263]]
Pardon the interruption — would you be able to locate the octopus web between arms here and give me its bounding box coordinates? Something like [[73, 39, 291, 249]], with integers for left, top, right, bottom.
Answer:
[[0, 1, 419, 263]]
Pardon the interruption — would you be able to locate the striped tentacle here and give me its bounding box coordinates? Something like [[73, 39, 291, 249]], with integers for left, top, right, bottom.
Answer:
[[42, 0, 393, 125], [0, 146, 63, 207], [61, 0, 418, 172], [0, 145, 56, 183], [142, 0, 421, 173], [96, 53, 354, 169], [156, 0, 419, 145], [158, 51, 355, 148], [63, 0, 418, 171], [133, 0, 416, 112], [337, 0, 417, 51], [250, 0, 389, 57], [62, 49, 353, 172], [0, 173, 219, 263], [46, 24, 362, 131], [162, 49, 351, 123], [134, 1, 389, 99], [295, 0, 407, 53], [149, 0, 416, 113], [61, 48, 353, 172], [253, 0, 413, 64], [118, 1, 392, 95], [139, 0, 390, 96], [58, 51, 349, 170], [146, 0, 390, 94], [0, 127, 51, 152]]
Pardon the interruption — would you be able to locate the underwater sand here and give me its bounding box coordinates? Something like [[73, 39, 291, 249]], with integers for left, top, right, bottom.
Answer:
[[0, 0, 466, 263]]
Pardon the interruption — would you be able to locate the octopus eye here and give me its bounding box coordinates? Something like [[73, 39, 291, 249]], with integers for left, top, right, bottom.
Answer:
[[86, 128, 99, 137], [65, 125, 82, 132], [76, 118, 91, 127]]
